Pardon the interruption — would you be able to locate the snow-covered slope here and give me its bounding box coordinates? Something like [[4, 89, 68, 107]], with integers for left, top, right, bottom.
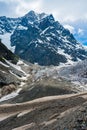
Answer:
[[0, 16, 21, 52]]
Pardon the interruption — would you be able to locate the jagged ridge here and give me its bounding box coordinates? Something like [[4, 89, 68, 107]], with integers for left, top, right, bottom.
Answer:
[[0, 11, 87, 65]]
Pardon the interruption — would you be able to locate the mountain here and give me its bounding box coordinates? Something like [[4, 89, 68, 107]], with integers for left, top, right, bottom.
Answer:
[[0, 40, 76, 98], [0, 11, 87, 65], [0, 38, 87, 130], [0, 38, 86, 101]]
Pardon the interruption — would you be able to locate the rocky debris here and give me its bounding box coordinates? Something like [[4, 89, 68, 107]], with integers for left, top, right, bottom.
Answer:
[[0, 92, 87, 130], [1, 84, 16, 96], [0, 64, 78, 104]]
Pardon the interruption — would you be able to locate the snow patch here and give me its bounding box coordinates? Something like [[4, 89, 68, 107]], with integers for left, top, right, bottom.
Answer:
[[40, 27, 49, 35], [5, 59, 26, 75], [0, 33, 15, 52], [0, 88, 22, 102], [58, 48, 75, 65], [58, 48, 71, 59], [83, 45, 87, 50], [17, 25, 28, 30], [37, 39, 43, 43], [17, 60, 29, 67], [0, 70, 6, 73], [64, 24, 75, 34], [17, 60, 24, 65], [0, 61, 9, 68]]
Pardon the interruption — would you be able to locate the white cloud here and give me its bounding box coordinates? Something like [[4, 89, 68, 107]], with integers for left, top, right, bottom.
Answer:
[[33, 0, 87, 23], [15, 0, 43, 17], [78, 28, 84, 35], [0, 0, 43, 17], [0, 0, 87, 23]]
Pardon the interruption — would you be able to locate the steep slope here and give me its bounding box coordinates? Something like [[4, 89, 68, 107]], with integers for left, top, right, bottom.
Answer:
[[0, 40, 28, 97], [0, 39, 18, 64], [0, 16, 21, 51], [0, 11, 87, 65], [0, 16, 21, 34], [0, 39, 77, 101]]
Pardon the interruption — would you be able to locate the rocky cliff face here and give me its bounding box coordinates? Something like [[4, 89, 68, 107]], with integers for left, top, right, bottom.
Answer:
[[0, 39, 19, 86], [0, 39, 18, 64], [0, 40, 27, 96], [0, 11, 87, 65]]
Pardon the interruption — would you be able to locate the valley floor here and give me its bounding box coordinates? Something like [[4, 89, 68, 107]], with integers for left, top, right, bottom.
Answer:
[[0, 92, 87, 130], [0, 59, 87, 130]]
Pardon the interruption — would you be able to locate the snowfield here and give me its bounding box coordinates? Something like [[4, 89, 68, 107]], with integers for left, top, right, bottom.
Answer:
[[0, 33, 15, 52]]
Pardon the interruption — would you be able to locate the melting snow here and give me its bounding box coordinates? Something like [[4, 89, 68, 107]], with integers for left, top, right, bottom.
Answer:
[[0, 70, 6, 73], [76, 44, 83, 49], [0, 88, 22, 102], [58, 48, 75, 65], [5, 59, 26, 75], [17, 60, 24, 65], [58, 48, 72, 59], [0, 61, 9, 68]]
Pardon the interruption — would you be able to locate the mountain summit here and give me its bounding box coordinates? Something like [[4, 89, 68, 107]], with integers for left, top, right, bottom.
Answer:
[[0, 11, 87, 65]]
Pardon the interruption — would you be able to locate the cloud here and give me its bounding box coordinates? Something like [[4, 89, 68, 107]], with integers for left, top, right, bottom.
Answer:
[[0, 0, 43, 17], [15, 0, 43, 17], [36, 0, 87, 23], [0, 0, 87, 23], [78, 28, 84, 35]]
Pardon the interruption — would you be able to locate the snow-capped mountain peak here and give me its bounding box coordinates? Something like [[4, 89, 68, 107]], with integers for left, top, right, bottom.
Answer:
[[24, 10, 48, 23], [0, 10, 87, 66]]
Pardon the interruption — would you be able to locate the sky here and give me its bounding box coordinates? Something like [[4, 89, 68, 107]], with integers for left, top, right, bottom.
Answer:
[[0, 0, 87, 45], [0, 0, 86, 22]]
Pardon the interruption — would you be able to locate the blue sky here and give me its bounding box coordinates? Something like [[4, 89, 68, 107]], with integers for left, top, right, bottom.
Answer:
[[0, 0, 87, 45]]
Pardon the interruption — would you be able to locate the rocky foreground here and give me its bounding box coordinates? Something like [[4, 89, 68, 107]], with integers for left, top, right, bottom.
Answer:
[[0, 92, 87, 130], [0, 40, 87, 130]]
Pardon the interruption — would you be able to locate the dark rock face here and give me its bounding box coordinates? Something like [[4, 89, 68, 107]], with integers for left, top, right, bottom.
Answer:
[[0, 39, 18, 64], [1, 84, 16, 96], [15, 41, 67, 66], [0, 11, 87, 65], [0, 16, 21, 34], [0, 40, 20, 89]]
